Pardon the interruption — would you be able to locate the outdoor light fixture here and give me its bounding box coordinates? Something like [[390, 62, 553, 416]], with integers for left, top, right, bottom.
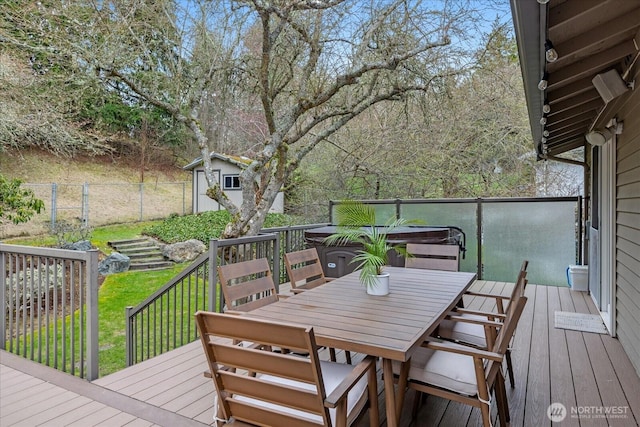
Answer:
[[545, 40, 558, 62], [543, 99, 551, 114], [541, 137, 547, 143], [543, 130, 549, 137], [540, 115, 547, 125], [592, 69, 630, 103], [585, 128, 614, 146], [538, 72, 549, 90]]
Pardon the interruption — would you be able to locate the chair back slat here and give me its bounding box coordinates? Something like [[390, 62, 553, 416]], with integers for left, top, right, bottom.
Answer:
[[224, 276, 277, 302], [285, 248, 329, 292], [214, 345, 317, 381], [405, 243, 460, 271], [199, 309, 313, 351], [221, 372, 322, 412], [228, 399, 324, 427], [218, 258, 279, 312]]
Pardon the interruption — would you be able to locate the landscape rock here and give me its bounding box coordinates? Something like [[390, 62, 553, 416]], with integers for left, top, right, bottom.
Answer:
[[62, 240, 93, 251], [160, 239, 206, 263], [98, 252, 130, 275]]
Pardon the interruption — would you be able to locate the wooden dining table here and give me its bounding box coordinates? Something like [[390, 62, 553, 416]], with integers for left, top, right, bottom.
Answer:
[[245, 266, 477, 427]]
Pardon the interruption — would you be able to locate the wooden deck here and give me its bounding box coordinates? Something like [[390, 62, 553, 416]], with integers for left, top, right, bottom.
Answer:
[[2, 282, 640, 426]]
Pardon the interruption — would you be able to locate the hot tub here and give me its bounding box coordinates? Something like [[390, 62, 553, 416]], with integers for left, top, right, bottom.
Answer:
[[305, 225, 465, 278]]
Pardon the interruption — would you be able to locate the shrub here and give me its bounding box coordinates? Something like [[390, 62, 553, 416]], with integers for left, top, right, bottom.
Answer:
[[143, 210, 294, 243]]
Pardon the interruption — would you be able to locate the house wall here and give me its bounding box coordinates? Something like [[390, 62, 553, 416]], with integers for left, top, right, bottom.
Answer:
[[615, 64, 640, 376], [191, 159, 284, 214]]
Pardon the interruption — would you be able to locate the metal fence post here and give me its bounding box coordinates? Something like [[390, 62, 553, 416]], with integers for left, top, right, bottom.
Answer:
[[86, 249, 99, 380], [139, 183, 144, 221], [51, 183, 57, 232], [82, 183, 89, 228], [182, 182, 186, 215]]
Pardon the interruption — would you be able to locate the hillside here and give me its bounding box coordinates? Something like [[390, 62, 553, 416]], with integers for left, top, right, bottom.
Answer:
[[1, 148, 188, 184], [0, 148, 192, 238]]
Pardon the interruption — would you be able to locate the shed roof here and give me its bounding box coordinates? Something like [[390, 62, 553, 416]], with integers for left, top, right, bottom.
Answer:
[[183, 152, 253, 171]]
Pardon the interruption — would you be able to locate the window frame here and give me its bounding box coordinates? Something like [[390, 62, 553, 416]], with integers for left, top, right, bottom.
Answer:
[[223, 174, 241, 190]]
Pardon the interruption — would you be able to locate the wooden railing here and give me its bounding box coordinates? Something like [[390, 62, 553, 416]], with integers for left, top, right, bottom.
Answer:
[[1, 244, 99, 380], [124, 224, 327, 366]]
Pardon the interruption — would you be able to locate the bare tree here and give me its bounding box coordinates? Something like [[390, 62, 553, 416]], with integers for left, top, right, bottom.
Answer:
[[2, 0, 491, 237]]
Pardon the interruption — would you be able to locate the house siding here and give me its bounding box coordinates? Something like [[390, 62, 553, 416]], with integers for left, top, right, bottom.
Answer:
[[616, 63, 640, 376]]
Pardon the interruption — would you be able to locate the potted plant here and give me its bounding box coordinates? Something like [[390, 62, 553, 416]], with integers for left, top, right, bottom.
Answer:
[[323, 201, 415, 295]]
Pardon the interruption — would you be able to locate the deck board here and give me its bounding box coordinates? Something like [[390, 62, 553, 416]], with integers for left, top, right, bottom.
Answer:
[[548, 286, 580, 427], [3, 282, 640, 427], [525, 285, 551, 426]]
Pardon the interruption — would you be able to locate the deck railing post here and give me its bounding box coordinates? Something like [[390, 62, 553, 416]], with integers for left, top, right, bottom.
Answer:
[[476, 198, 483, 280], [209, 239, 219, 312], [273, 234, 280, 293], [125, 306, 133, 367], [86, 249, 99, 380], [0, 250, 6, 350], [577, 195, 583, 265]]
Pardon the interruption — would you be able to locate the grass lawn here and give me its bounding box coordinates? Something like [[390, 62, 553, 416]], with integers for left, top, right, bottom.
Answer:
[[98, 263, 188, 376]]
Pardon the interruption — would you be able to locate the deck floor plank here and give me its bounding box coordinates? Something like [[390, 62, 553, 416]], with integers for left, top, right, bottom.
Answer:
[[547, 285, 580, 427], [524, 285, 551, 426]]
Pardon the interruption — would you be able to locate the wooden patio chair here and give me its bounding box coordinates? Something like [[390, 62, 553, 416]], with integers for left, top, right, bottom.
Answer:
[[284, 248, 352, 364], [217, 258, 282, 313], [437, 260, 529, 388], [284, 248, 333, 294], [216, 258, 288, 358], [195, 311, 379, 427], [395, 293, 528, 427], [405, 243, 460, 271]]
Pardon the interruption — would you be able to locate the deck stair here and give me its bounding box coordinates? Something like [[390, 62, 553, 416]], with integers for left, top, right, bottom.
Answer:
[[108, 238, 174, 271]]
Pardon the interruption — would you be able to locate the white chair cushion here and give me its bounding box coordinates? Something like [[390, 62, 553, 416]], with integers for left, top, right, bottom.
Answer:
[[438, 313, 490, 347], [235, 360, 368, 425], [394, 346, 478, 396]]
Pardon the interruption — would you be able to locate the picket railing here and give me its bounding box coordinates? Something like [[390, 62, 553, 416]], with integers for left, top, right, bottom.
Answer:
[[0, 244, 99, 380]]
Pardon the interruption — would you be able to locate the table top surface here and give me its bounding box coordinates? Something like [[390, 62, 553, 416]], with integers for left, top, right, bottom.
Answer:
[[245, 266, 477, 362]]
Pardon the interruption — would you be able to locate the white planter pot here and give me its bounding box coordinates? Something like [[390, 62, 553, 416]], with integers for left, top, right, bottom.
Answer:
[[367, 272, 390, 296]]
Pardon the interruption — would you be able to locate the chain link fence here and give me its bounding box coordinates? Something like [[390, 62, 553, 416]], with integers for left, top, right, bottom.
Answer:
[[1, 182, 191, 239]]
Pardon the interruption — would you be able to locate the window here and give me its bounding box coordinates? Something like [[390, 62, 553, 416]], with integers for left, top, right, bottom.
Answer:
[[223, 175, 241, 190]]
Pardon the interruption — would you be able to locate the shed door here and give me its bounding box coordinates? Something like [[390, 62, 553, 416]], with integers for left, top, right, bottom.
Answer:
[[196, 170, 220, 213]]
